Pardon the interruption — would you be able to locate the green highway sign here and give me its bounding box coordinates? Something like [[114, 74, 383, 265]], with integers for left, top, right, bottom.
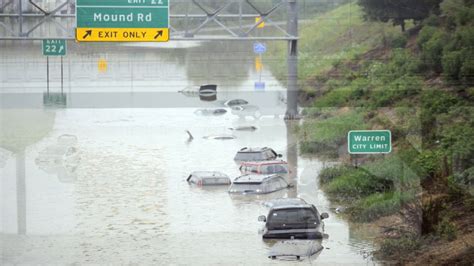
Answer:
[[77, 7, 168, 28], [76, 0, 169, 42], [76, 0, 169, 7], [348, 130, 392, 154], [42, 39, 67, 56]]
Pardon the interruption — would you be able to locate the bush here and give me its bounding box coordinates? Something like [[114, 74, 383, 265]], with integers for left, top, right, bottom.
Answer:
[[451, 167, 474, 194], [363, 156, 420, 186], [417, 26, 437, 48], [351, 192, 414, 222], [314, 87, 353, 107], [455, 26, 474, 47], [371, 76, 422, 107], [435, 217, 458, 241], [441, 0, 474, 27], [460, 50, 474, 83], [300, 112, 367, 146], [325, 169, 393, 198], [300, 141, 338, 158], [439, 107, 474, 168], [421, 30, 448, 72], [423, 14, 441, 27], [442, 50, 463, 80], [414, 150, 444, 178], [390, 34, 408, 48], [421, 89, 460, 115], [379, 234, 421, 256], [319, 165, 352, 184]]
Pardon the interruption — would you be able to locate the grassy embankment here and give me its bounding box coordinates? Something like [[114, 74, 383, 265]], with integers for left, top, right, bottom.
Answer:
[[268, 1, 474, 264]]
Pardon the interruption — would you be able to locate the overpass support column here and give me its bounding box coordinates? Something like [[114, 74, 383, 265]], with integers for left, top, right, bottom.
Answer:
[[285, 0, 299, 120]]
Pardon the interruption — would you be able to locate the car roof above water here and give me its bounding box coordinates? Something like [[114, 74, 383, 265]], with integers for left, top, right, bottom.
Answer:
[[241, 160, 287, 166], [190, 171, 229, 179], [263, 198, 307, 208], [238, 147, 273, 153], [233, 174, 282, 184], [270, 203, 315, 211]]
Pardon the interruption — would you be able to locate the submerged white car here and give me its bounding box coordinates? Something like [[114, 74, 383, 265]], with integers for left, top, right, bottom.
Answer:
[[186, 171, 231, 186], [228, 174, 291, 194]]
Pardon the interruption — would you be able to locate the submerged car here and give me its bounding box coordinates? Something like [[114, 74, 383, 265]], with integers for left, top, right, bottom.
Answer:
[[228, 174, 291, 194], [194, 108, 227, 116], [234, 147, 282, 162], [186, 171, 231, 186], [268, 240, 323, 260], [179, 84, 217, 97], [228, 126, 257, 131], [240, 160, 289, 176], [199, 84, 217, 95], [258, 203, 329, 239], [263, 197, 307, 208], [224, 99, 249, 107], [231, 105, 261, 118]]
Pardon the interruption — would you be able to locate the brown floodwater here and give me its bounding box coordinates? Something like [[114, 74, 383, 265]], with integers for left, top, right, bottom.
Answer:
[[1, 42, 378, 265]]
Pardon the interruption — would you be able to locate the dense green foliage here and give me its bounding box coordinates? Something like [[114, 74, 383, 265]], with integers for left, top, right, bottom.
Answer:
[[420, 0, 474, 83], [351, 191, 414, 222], [358, 0, 442, 31], [268, 1, 473, 225], [267, 3, 402, 87]]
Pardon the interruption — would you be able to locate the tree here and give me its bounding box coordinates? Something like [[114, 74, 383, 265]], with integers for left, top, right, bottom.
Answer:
[[358, 0, 442, 31]]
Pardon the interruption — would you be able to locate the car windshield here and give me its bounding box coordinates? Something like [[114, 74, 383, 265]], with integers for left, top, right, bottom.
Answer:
[[229, 183, 263, 193], [267, 208, 319, 229], [262, 164, 288, 174], [234, 152, 266, 161]]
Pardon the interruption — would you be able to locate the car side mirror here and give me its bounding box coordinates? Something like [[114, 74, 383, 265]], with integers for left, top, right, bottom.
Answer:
[[277, 154, 283, 158], [287, 183, 295, 188], [320, 212, 329, 219], [258, 215, 266, 222]]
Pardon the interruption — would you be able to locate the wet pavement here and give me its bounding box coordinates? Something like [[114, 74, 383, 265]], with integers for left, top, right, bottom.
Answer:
[[1, 42, 378, 265]]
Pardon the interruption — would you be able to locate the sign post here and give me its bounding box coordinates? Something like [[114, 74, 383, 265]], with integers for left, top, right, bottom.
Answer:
[[75, 0, 169, 42], [348, 130, 392, 154], [42, 39, 67, 94]]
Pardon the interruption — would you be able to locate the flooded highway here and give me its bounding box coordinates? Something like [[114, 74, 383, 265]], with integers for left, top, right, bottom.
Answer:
[[1, 42, 378, 265]]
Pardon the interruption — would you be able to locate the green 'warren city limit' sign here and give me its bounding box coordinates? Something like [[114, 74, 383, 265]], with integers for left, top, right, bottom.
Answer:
[[348, 130, 392, 154], [42, 39, 67, 56]]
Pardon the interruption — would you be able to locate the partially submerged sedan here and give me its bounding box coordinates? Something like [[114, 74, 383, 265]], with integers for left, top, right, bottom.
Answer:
[[234, 147, 282, 162], [228, 174, 291, 194], [240, 160, 289, 176], [186, 171, 231, 186], [258, 203, 329, 239]]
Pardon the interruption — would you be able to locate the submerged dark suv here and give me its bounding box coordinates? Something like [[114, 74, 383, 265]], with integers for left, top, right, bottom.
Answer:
[[233, 147, 282, 162], [258, 202, 329, 239]]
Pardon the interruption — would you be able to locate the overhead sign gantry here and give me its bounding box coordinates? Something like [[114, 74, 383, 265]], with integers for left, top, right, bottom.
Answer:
[[75, 0, 170, 42]]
